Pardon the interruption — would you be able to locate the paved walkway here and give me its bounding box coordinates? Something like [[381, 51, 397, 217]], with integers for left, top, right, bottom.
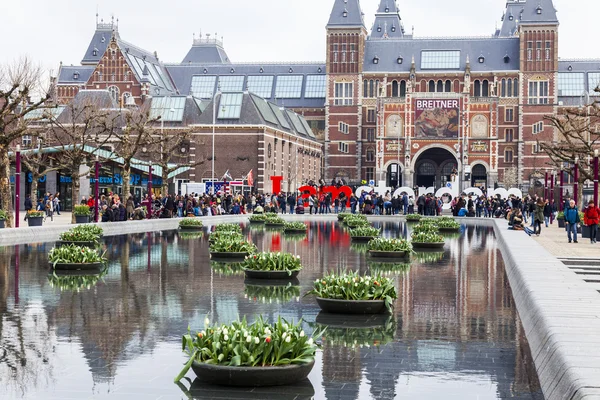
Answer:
[[532, 220, 600, 258]]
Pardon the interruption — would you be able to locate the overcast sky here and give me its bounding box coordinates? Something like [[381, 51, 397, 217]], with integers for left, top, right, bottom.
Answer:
[[1, 0, 597, 74]]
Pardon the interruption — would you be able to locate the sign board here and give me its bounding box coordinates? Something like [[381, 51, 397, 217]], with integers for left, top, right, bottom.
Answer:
[[369, 180, 375, 186], [464, 165, 471, 174], [414, 99, 459, 139]]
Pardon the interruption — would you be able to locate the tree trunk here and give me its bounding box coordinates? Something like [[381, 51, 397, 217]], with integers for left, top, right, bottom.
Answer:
[[0, 147, 14, 228], [71, 174, 80, 224], [162, 165, 169, 196], [122, 163, 131, 200], [30, 174, 39, 205]]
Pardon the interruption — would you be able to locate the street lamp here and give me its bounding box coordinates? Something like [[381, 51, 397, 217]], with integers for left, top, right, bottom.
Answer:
[[211, 86, 222, 195], [574, 157, 579, 207], [94, 155, 100, 223], [15, 145, 21, 228], [594, 149, 599, 206]]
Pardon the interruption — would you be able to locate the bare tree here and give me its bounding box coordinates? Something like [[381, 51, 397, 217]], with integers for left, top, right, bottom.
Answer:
[[45, 100, 119, 223], [111, 108, 160, 198], [0, 58, 49, 227], [539, 101, 600, 203], [20, 134, 58, 204]]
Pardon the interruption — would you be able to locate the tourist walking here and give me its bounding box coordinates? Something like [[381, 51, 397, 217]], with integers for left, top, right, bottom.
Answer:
[[564, 200, 580, 243], [584, 200, 599, 244], [533, 198, 544, 236]]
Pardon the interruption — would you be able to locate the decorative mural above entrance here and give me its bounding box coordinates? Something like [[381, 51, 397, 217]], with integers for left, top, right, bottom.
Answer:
[[471, 141, 488, 152], [414, 99, 459, 139]]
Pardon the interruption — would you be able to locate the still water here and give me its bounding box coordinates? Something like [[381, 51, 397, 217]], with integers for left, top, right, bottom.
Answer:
[[0, 220, 543, 400]]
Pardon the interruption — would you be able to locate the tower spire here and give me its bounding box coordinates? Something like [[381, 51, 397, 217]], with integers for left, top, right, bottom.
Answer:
[[371, 0, 404, 38], [327, 0, 365, 28]]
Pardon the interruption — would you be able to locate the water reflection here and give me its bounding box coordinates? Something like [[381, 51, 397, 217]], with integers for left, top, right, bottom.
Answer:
[[0, 221, 543, 399]]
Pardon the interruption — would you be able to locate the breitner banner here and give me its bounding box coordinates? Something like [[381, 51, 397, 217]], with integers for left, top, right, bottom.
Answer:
[[414, 99, 460, 139]]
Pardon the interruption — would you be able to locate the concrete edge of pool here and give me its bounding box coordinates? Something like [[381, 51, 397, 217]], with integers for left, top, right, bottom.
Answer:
[[2, 214, 599, 400]]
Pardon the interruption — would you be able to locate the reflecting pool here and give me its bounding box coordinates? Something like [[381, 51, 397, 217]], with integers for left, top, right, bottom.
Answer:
[[0, 220, 543, 400]]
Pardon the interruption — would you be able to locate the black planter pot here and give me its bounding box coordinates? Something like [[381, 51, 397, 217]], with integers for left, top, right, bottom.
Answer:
[[582, 225, 590, 238], [56, 240, 97, 248], [316, 297, 387, 314], [50, 262, 104, 271], [412, 242, 445, 249], [368, 250, 408, 258], [351, 235, 378, 242], [190, 360, 315, 387], [75, 215, 91, 224], [265, 223, 285, 228], [179, 225, 204, 230], [180, 378, 315, 400], [210, 252, 249, 260], [558, 218, 565, 228], [0, 219, 5, 228], [249, 220, 265, 224], [28, 216, 43, 227], [438, 227, 460, 233], [315, 312, 391, 329], [244, 269, 300, 280]]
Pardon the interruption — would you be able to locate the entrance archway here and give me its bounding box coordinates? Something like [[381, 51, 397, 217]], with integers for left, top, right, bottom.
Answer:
[[386, 163, 402, 188], [471, 164, 488, 188], [413, 147, 458, 189]]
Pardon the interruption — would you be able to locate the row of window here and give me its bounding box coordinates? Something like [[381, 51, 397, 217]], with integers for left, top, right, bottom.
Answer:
[[526, 41, 552, 62], [331, 43, 357, 64], [190, 74, 326, 99], [558, 72, 600, 96], [500, 78, 519, 97]]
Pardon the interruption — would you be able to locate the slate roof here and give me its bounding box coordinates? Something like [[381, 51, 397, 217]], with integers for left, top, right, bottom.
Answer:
[[81, 21, 116, 65], [498, 0, 558, 37], [165, 63, 326, 109], [363, 37, 520, 73], [56, 90, 120, 123], [195, 92, 317, 140], [327, 0, 365, 28], [148, 95, 204, 125], [370, 0, 404, 39], [57, 65, 95, 84], [182, 39, 231, 64]]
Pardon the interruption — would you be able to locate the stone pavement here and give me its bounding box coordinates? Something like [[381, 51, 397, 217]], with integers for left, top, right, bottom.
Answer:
[[532, 220, 600, 258]]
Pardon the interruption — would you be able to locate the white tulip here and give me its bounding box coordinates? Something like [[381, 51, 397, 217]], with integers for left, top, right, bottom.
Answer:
[[246, 336, 252, 343], [254, 337, 260, 344], [307, 338, 314, 346], [285, 336, 291, 343], [224, 335, 229, 341], [300, 331, 305, 337], [223, 328, 228, 335]]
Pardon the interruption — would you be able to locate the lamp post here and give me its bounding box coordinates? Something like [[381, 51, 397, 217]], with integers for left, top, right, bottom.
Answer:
[[550, 170, 555, 223], [147, 162, 153, 220], [94, 156, 100, 223], [211, 86, 222, 195], [594, 149, 599, 206], [544, 171, 549, 201], [15, 145, 21, 228], [559, 168, 564, 211], [575, 158, 581, 206]]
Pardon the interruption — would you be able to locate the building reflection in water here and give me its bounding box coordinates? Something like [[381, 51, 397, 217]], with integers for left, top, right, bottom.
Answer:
[[0, 221, 542, 399]]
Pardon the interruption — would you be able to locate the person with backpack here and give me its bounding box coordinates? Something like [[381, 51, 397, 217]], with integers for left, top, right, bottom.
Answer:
[[583, 200, 599, 244], [564, 199, 580, 243]]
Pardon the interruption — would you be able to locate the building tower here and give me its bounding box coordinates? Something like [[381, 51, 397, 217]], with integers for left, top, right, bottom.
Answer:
[[325, 0, 368, 182]]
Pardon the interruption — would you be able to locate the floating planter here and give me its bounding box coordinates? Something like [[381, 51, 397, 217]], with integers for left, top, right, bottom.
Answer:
[[209, 237, 257, 259], [57, 226, 102, 248], [344, 215, 370, 228], [244, 282, 301, 304], [179, 218, 204, 230], [367, 237, 412, 258], [47, 268, 108, 292], [249, 214, 267, 223], [214, 223, 242, 233], [436, 219, 461, 232], [411, 232, 445, 249], [209, 231, 243, 243], [405, 214, 422, 222], [174, 317, 319, 387], [264, 216, 285, 227], [178, 231, 204, 240], [349, 226, 380, 242], [48, 244, 107, 270], [312, 314, 397, 347], [306, 271, 397, 314], [411, 223, 440, 234], [242, 252, 303, 279], [337, 212, 351, 222], [283, 221, 307, 233]]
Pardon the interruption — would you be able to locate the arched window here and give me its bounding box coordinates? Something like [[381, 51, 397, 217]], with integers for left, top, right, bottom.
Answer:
[[501, 79, 507, 97], [363, 80, 368, 97], [445, 80, 451, 93], [441, 162, 457, 176], [399, 80, 406, 97], [482, 80, 489, 97], [391, 80, 398, 97], [375, 80, 380, 96], [419, 162, 436, 175], [513, 78, 519, 97], [436, 80, 443, 92], [504, 148, 514, 163], [472, 164, 487, 177], [474, 80, 481, 97], [122, 92, 132, 106], [369, 80, 374, 97], [366, 148, 375, 162], [108, 86, 120, 103], [428, 80, 435, 92]]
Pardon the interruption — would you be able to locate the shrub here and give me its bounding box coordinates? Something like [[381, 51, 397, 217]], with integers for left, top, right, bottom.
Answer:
[[306, 270, 397, 311], [209, 237, 257, 253], [48, 245, 107, 267], [27, 210, 45, 218], [411, 232, 445, 243], [243, 252, 302, 275], [368, 237, 412, 253], [283, 222, 306, 231], [175, 317, 320, 382], [349, 226, 380, 237], [214, 223, 242, 233], [73, 205, 91, 216], [179, 218, 203, 227]]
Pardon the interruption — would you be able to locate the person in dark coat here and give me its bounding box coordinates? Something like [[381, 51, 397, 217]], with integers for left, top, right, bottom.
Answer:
[[101, 205, 113, 222], [165, 195, 175, 217], [119, 203, 126, 221]]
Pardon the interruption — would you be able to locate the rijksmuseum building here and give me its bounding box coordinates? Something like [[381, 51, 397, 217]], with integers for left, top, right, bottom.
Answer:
[[53, 0, 594, 193]]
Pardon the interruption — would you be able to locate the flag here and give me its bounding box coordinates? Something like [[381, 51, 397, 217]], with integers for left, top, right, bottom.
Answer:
[[221, 170, 233, 181], [227, 181, 243, 195], [247, 169, 254, 187]]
